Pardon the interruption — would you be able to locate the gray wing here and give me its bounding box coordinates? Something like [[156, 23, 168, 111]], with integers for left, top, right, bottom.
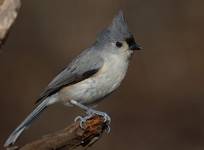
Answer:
[[36, 49, 104, 103]]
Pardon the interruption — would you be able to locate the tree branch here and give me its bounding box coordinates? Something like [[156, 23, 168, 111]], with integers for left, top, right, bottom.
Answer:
[[0, 0, 20, 47], [7, 115, 109, 150]]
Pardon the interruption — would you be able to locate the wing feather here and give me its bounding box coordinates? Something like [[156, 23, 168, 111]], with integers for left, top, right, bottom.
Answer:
[[36, 50, 103, 104]]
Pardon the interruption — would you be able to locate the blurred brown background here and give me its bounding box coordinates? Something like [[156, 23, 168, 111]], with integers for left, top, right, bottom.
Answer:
[[1, 0, 204, 149]]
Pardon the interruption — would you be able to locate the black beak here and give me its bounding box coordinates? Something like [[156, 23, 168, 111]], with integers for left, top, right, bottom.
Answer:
[[126, 36, 142, 51], [129, 42, 142, 50]]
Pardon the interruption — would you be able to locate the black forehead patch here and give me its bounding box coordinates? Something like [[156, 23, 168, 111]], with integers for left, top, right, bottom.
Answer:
[[126, 36, 136, 47]]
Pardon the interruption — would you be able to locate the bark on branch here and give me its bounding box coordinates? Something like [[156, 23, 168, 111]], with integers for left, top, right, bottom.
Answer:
[[7, 115, 109, 150]]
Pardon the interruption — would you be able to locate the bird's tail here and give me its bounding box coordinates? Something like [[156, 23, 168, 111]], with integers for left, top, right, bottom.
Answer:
[[4, 99, 49, 147]]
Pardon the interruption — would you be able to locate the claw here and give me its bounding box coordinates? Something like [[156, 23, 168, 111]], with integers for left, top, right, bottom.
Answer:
[[74, 116, 83, 122], [74, 109, 111, 133], [86, 109, 111, 124], [71, 100, 111, 133], [105, 125, 111, 133], [74, 116, 87, 128], [103, 113, 111, 123]]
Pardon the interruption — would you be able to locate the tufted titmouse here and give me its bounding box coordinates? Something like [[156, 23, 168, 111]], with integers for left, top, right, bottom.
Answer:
[[4, 11, 141, 147]]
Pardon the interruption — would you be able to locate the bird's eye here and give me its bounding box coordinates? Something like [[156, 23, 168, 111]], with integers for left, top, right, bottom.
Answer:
[[116, 41, 123, 48]]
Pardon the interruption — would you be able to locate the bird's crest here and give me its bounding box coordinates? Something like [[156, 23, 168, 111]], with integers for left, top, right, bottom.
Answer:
[[97, 10, 132, 43]]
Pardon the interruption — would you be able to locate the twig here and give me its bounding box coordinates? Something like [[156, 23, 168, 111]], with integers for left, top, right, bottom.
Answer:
[[7, 115, 109, 150]]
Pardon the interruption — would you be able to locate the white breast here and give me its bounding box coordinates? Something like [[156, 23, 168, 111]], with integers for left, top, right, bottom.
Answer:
[[60, 53, 130, 105]]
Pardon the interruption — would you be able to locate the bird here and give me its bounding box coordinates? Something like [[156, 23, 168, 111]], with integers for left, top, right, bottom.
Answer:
[[4, 10, 142, 147]]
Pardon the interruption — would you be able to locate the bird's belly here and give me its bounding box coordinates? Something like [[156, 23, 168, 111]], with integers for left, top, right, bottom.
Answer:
[[60, 61, 128, 105]]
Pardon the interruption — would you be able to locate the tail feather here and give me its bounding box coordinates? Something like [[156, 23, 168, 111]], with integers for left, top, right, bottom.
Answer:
[[4, 99, 49, 147]]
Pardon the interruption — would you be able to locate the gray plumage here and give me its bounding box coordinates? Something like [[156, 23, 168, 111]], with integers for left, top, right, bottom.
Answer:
[[4, 10, 141, 147], [36, 10, 131, 104], [4, 98, 49, 147], [97, 11, 132, 43], [36, 50, 104, 103]]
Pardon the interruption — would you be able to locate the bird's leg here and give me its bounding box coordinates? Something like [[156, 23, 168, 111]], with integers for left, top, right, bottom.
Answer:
[[70, 99, 90, 111], [70, 100, 111, 131]]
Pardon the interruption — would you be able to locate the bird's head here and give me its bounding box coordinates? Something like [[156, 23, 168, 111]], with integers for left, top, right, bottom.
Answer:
[[95, 11, 142, 56]]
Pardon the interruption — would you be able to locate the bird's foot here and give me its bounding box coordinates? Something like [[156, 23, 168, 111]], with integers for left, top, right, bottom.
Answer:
[[74, 115, 89, 128], [86, 109, 111, 124], [74, 109, 111, 133]]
